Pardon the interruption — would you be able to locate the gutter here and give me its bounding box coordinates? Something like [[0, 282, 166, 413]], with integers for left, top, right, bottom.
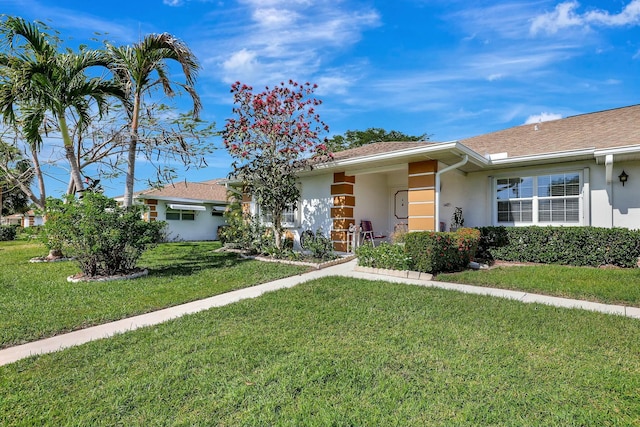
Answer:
[[487, 148, 596, 166], [308, 141, 487, 173], [435, 155, 468, 231]]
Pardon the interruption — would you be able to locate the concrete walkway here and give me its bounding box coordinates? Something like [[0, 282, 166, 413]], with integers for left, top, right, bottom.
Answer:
[[2, 259, 639, 366]]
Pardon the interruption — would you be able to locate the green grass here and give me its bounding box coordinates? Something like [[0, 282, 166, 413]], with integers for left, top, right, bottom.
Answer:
[[437, 264, 640, 307], [2, 277, 640, 426], [0, 241, 309, 348]]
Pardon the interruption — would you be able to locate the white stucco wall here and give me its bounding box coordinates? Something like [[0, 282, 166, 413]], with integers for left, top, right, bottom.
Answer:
[[155, 202, 226, 241], [610, 161, 640, 230], [354, 173, 391, 236], [589, 165, 612, 228], [297, 174, 334, 245], [440, 159, 640, 230], [439, 166, 476, 230]]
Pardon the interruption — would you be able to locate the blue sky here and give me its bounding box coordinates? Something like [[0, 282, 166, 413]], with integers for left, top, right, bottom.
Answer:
[[4, 0, 640, 197]]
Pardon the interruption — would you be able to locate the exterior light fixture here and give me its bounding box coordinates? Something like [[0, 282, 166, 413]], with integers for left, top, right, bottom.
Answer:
[[619, 170, 629, 186]]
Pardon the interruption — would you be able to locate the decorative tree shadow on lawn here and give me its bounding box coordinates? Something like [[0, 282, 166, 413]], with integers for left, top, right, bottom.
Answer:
[[142, 242, 249, 277]]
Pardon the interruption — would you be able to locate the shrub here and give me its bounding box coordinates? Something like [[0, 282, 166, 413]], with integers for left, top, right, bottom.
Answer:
[[220, 212, 270, 253], [42, 194, 166, 277], [477, 226, 640, 268], [301, 229, 336, 261], [20, 225, 42, 240], [455, 227, 481, 266], [0, 225, 17, 241], [356, 242, 411, 270], [404, 228, 480, 274]]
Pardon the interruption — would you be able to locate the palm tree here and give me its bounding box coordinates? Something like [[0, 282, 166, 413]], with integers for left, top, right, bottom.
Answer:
[[0, 16, 127, 194], [107, 33, 202, 207]]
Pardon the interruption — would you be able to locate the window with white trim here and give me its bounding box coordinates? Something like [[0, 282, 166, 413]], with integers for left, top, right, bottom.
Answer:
[[495, 172, 581, 225], [166, 209, 196, 221], [260, 204, 298, 228]]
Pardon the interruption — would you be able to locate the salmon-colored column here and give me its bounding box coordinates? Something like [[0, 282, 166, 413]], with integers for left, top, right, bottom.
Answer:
[[330, 172, 355, 251], [408, 160, 437, 231]]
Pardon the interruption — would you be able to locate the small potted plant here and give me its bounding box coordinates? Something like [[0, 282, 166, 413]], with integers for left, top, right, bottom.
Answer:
[[450, 207, 464, 232]]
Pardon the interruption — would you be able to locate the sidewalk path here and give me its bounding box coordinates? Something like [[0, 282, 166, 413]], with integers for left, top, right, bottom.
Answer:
[[2, 259, 639, 366]]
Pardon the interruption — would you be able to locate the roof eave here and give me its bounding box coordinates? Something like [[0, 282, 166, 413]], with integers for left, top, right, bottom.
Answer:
[[594, 144, 640, 164], [304, 141, 489, 174], [488, 148, 596, 167], [135, 194, 227, 204]]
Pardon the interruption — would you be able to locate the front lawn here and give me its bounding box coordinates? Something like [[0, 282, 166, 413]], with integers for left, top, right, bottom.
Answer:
[[437, 264, 640, 307], [0, 241, 309, 348], [2, 277, 639, 426]]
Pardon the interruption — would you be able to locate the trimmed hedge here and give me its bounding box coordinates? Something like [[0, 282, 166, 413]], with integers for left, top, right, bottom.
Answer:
[[0, 225, 17, 241], [477, 226, 640, 268], [356, 242, 411, 271], [404, 228, 480, 274]]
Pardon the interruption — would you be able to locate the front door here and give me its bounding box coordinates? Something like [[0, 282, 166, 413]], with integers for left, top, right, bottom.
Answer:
[[389, 187, 409, 237]]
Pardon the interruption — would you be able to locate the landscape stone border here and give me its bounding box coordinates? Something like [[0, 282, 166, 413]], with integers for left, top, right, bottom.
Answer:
[[241, 253, 356, 270], [29, 257, 74, 263], [67, 269, 149, 283]]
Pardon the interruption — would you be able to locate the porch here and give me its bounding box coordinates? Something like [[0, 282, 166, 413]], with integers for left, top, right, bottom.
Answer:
[[330, 160, 441, 252]]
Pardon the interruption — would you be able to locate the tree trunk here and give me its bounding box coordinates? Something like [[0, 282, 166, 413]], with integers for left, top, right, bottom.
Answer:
[[58, 114, 84, 194], [123, 93, 141, 208], [30, 147, 46, 210], [123, 137, 137, 207], [272, 210, 283, 251]]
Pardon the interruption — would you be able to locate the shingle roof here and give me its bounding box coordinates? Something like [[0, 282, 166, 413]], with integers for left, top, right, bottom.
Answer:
[[135, 179, 228, 202], [460, 104, 640, 158], [330, 141, 432, 161]]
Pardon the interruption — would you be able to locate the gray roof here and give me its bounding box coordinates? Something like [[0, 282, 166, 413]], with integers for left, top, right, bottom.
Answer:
[[460, 104, 640, 158], [134, 179, 228, 203]]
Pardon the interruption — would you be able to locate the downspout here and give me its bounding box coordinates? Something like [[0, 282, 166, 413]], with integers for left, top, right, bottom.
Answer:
[[435, 155, 468, 231]]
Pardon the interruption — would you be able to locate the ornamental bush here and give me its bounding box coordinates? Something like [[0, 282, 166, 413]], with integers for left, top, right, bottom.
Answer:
[[301, 228, 335, 261], [0, 225, 17, 241], [43, 193, 165, 277], [404, 228, 480, 274], [477, 226, 640, 268]]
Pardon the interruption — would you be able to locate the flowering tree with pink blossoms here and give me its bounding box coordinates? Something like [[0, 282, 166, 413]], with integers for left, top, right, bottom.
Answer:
[[223, 80, 331, 251]]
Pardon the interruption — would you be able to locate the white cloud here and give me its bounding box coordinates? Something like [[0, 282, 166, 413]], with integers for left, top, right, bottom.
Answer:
[[452, 3, 544, 40], [199, 1, 380, 91], [524, 112, 563, 124], [531, 1, 640, 35], [163, 0, 183, 5], [315, 76, 352, 95], [221, 49, 260, 83], [585, 0, 640, 26], [252, 8, 300, 27], [530, 1, 584, 35]]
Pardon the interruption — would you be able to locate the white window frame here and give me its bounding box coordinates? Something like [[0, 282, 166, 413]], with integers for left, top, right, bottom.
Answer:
[[259, 203, 299, 228], [166, 209, 196, 221], [493, 170, 583, 226]]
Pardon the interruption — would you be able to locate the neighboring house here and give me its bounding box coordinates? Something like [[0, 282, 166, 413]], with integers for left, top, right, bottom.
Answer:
[[117, 180, 228, 241], [242, 104, 640, 251], [1, 210, 44, 228]]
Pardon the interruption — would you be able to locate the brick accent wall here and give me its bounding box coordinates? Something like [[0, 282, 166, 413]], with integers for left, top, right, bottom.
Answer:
[[408, 160, 437, 231], [144, 199, 157, 222], [330, 172, 356, 251]]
